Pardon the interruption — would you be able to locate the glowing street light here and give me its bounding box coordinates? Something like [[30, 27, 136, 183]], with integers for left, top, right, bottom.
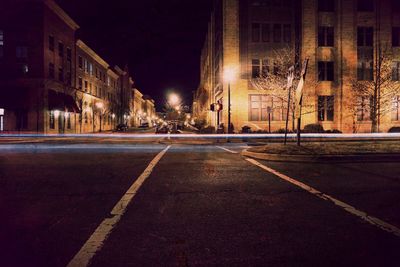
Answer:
[[168, 93, 180, 107]]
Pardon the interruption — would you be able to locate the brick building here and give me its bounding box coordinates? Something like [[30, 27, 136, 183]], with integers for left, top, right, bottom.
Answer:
[[194, 0, 400, 133], [0, 0, 79, 133], [0, 0, 153, 133]]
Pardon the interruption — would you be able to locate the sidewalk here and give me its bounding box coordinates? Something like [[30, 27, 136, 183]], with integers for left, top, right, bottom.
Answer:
[[242, 141, 400, 162]]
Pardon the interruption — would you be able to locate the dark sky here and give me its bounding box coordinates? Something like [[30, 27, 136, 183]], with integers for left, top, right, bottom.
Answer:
[[56, 0, 213, 109]]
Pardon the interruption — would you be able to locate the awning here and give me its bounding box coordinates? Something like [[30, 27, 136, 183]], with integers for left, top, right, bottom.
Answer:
[[48, 90, 81, 113]]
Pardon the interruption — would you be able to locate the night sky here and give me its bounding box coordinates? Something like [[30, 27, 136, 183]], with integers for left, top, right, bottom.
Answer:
[[56, 0, 214, 109]]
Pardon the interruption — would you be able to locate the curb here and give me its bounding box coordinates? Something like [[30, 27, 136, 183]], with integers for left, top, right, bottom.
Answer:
[[241, 149, 400, 163]]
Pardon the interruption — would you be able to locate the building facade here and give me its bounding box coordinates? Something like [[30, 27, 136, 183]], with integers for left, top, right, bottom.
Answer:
[[0, 0, 153, 133], [194, 0, 400, 133]]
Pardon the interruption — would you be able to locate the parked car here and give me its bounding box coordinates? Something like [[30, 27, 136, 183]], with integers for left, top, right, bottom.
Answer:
[[115, 124, 128, 132], [139, 122, 149, 128]]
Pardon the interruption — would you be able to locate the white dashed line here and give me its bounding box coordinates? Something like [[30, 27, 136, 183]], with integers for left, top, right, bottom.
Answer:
[[245, 157, 400, 238], [216, 146, 239, 154], [67, 145, 171, 267]]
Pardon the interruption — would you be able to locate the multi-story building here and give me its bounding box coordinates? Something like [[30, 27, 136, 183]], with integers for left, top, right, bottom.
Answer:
[[0, 0, 153, 133], [195, 0, 400, 133], [76, 40, 120, 133], [0, 0, 80, 133], [130, 89, 156, 127]]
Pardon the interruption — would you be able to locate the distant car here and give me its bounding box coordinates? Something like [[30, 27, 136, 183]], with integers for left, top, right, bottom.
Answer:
[[116, 124, 128, 131], [139, 122, 149, 128]]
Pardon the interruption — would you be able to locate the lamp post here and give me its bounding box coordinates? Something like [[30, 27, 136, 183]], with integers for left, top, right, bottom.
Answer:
[[95, 102, 104, 132], [224, 67, 236, 135]]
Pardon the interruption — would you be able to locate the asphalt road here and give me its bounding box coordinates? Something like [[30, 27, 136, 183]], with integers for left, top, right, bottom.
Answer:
[[0, 138, 400, 267]]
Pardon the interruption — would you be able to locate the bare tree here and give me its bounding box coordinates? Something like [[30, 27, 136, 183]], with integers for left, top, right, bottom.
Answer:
[[351, 46, 400, 132]]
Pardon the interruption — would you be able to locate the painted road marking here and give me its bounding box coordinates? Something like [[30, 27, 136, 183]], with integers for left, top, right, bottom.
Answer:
[[216, 146, 239, 154], [67, 145, 171, 267], [245, 158, 400, 238]]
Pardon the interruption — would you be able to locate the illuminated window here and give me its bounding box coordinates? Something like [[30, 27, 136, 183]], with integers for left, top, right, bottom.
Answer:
[[0, 30, 4, 58], [88, 62, 93, 76], [58, 42, 64, 57], [283, 24, 291, 43], [357, 48, 373, 81], [49, 35, 54, 51], [252, 23, 260, 42], [16, 46, 28, 58], [249, 95, 285, 121], [318, 27, 334, 47], [318, 61, 334, 81], [392, 96, 400, 121], [318, 0, 334, 12], [357, 0, 374, 12], [318, 96, 334, 121], [273, 24, 281, 43], [357, 96, 372, 121], [49, 63, 55, 79]]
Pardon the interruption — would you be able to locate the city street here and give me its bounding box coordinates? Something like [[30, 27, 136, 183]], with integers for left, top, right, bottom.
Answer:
[[1, 137, 400, 266]]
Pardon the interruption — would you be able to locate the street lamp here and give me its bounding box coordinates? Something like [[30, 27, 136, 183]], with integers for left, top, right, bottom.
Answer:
[[168, 93, 180, 107], [224, 67, 237, 135]]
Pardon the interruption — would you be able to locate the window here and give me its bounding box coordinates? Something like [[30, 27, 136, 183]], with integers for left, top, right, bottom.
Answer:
[[95, 68, 99, 79], [261, 24, 270, 42], [318, 27, 334, 47], [283, 24, 291, 43], [358, 27, 373, 46], [49, 111, 55, 129], [49, 63, 55, 79], [318, 61, 334, 81], [318, 0, 334, 12], [357, 48, 373, 81], [262, 59, 269, 77], [16, 46, 28, 58], [78, 77, 83, 89], [78, 56, 83, 69], [66, 48, 71, 62], [273, 24, 282, 43], [58, 42, 64, 57], [84, 80, 88, 92], [67, 113, 71, 129], [66, 71, 71, 85], [252, 23, 260, 42], [84, 59, 88, 73], [318, 96, 334, 121], [249, 95, 285, 121], [88, 62, 93, 76], [393, 27, 400, 47], [393, 62, 400, 81], [252, 59, 261, 78], [357, 0, 374, 12], [58, 67, 64, 82], [0, 30, 4, 58], [49, 35, 54, 51], [357, 96, 372, 121], [392, 96, 400, 121]]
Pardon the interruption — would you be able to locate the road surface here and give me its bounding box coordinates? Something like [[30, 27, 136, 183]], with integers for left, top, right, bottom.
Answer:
[[0, 138, 399, 266]]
